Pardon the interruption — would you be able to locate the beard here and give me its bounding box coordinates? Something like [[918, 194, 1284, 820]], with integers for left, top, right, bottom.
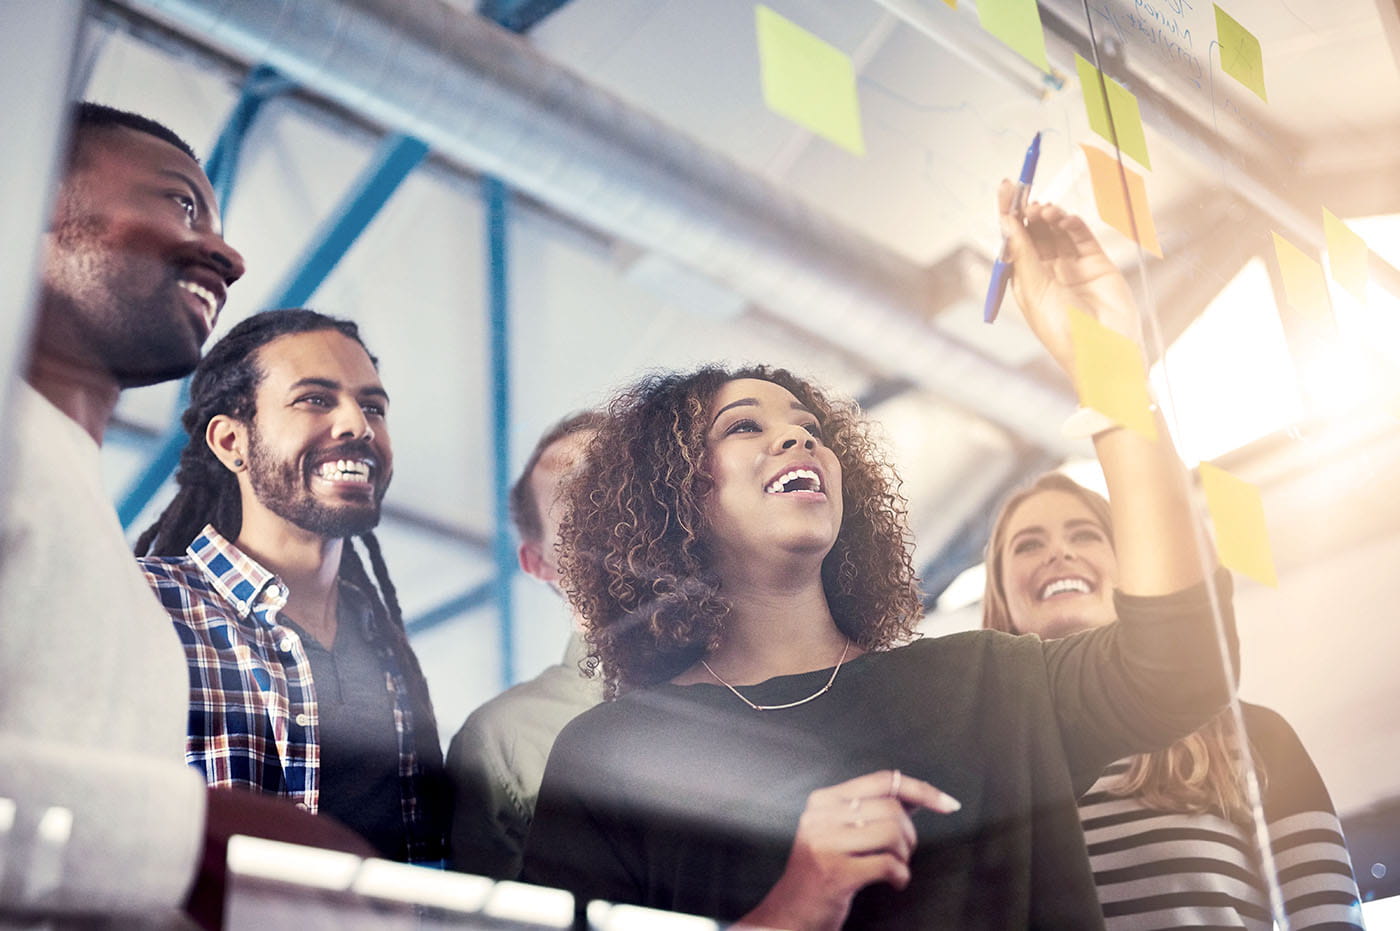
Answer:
[[47, 212, 207, 387], [246, 425, 385, 538]]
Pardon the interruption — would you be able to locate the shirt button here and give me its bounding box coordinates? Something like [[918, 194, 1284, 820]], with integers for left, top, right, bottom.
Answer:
[[279, 640, 294, 653], [295, 713, 310, 727], [266, 584, 283, 599], [295, 802, 309, 811]]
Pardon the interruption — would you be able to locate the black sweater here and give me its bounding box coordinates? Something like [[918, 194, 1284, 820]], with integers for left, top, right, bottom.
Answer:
[[523, 572, 1236, 929]]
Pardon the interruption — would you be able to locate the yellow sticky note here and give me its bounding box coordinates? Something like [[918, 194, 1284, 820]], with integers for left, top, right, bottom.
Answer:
[[1076, 55, 1151, 169], [1270, 232, 1331, 322], [1068, 306, 1158, 441], [977, 0, 1050, 73], [1214, 5, 1267, 102], [755, 5, 865, 156], [943, 0, 957, 6], [1199, 462, 1278, 587], [1323, 208, 1368, 302], [1081, 144, 1163, 257]]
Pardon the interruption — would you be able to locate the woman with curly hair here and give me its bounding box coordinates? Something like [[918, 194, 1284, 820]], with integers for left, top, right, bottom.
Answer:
[[522, 193, 1237, 930], [983, 472, 1363, 929]]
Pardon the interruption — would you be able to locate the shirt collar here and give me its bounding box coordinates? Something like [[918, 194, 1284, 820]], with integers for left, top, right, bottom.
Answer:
[[188, 524, 287, 619], [562, 630, 591, 667]]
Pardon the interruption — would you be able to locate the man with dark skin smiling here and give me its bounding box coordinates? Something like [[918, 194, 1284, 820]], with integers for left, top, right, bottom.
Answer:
[[0, 102, 245, 926], [137, 310, 451, 868], [33, 103, 240, 436], [0, 104, 374, 930]]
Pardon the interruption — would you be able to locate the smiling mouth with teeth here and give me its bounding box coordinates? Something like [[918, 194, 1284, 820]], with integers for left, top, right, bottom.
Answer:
[[1039, 577, 1092, 600], [177, 279, 218, 326], [316, 459, 374, 484], [765, 468, 822, 495]]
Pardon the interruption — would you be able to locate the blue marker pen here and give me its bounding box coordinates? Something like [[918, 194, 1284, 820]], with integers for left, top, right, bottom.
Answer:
[[983, 131, 1042, 324]]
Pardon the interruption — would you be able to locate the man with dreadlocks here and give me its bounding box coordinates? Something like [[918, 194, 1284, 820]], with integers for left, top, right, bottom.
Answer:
[[136, 309, 451, 866]]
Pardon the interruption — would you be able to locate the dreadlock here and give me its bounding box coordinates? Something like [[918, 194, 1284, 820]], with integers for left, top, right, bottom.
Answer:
[[341, 534, 440, 758]]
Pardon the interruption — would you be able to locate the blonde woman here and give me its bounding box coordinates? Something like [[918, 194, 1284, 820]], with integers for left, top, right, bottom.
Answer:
[[983, 470, 1363, 929]]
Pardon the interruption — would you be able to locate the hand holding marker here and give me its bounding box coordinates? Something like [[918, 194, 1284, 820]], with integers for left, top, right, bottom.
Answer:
[[983, 131, 1042, 324]]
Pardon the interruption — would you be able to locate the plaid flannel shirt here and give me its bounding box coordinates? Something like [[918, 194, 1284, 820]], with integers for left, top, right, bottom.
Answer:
[[140, 524, 446, 864]]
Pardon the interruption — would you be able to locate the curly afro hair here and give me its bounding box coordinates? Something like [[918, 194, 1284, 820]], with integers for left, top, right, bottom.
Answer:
[[558, 364, 922, 698]]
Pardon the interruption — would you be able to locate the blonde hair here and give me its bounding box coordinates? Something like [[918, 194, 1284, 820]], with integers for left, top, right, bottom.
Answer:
[[982, 472, 1260, 823], [1109, 712, 1261, 824]]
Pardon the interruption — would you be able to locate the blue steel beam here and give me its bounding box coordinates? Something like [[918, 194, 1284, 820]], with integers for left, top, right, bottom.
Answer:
[[399, 232, 518, 657], [485, 176, 516, 689], [265, 133, 430, 309], [116, 65, 293, 529], [405, 580, 496, 637], [479, 0, 576, 33], [118, 132, 430, 528], [205, 63, 295, 215]]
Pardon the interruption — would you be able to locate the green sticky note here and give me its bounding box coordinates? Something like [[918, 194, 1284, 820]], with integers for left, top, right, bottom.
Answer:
[[1199, 462, 1278, 587], [1067, 307, 1158, 441], [755, 5, 865, 155], [1323, 208, 1369, 302], [1075, 55, 1151, 169], [1214, 4, 1267, 101], [1271, 232, 1330, 322], [977, 0, 1050, 73]]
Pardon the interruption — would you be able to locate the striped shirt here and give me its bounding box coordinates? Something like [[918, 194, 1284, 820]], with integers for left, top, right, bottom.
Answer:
[[140, 525, 446, 865], [1080, 703, 1363, 929]]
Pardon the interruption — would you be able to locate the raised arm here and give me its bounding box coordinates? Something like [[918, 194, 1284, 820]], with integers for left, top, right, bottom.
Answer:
[[998, 184, 1211, 595], [998, 186, 1236, 785]]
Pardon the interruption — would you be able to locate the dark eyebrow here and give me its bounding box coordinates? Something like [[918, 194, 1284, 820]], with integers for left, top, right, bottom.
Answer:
[[711, 397, 757, 425], [711, 397, 814, 426], [289, 377, 340, 393], [288, 377, 390, 404]]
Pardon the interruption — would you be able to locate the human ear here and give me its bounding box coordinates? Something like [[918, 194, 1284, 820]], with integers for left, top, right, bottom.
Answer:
[[206, 414, 248, 474], [518, 541, 557, 583]]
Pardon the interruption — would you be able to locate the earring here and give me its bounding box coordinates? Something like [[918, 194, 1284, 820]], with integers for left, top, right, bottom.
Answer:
[[233, 458, 244, 468]]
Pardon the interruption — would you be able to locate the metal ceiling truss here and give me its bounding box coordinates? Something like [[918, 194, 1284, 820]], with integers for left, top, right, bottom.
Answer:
[[485, 176, 517, 687], [108, 0, 1083, 455]]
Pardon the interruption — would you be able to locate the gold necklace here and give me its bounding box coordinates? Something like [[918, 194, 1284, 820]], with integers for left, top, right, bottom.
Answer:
[[700, 640, 852, 711]]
